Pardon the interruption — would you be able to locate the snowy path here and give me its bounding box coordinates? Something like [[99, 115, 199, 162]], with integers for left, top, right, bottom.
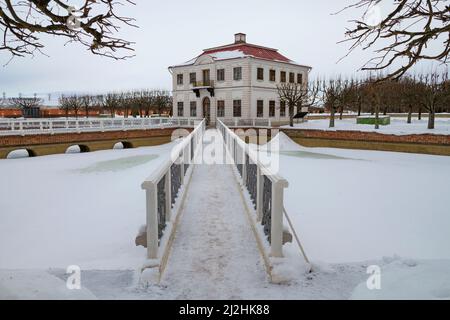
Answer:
[[158, 130, 267, 299]]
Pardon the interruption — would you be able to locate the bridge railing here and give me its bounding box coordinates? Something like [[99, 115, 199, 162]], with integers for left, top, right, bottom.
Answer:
[[141, 119, 205, 263], [216, 119, 288, 258], [218, 118, 272, 127], [0, 117, 202, 136]]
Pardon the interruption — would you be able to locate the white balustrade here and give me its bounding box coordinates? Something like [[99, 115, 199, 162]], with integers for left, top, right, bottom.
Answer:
[[216, 119, 287, 258], [141, 119, 205, 261], [0, 117, 202, 136]]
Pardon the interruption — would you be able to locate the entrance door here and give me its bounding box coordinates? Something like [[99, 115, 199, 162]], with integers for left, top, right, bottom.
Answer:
[[202, 97, 211, 125]]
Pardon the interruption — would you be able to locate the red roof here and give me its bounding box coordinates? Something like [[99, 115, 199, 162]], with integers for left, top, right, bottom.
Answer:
[[201, 43, 292, 63]]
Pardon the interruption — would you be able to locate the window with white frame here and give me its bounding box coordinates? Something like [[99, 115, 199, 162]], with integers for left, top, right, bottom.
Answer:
[[269, 69, 276, 82], [233, 100, 241, 117], [269, 100, 275, 117], [289, 72, 295, 83], [177, 74, 183, 85], [217, 100, 225, 117], [280, 71, 286, 83], [257, 100, 264, 117], [190, 101, 197, 117], [280, 101, 286, 117], [257, 68, 264, 80], [177, 102, 184, 117], [233, 67, 242, 81], [189, 72, 196, 84], [217, 69, 225, 82]]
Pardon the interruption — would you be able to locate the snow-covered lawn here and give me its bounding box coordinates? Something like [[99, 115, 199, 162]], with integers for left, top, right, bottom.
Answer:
[[283, 117, 450, 135], [265, 133, 450, 299], [1, 135, 449, 299], [273, 133, 450, 263]]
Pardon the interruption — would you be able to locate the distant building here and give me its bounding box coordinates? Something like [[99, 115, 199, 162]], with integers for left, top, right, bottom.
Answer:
[[22, 106, 41, 118], [169, 33, 312, 125]]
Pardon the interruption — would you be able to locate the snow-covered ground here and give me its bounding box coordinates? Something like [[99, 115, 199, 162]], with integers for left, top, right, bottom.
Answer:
[[0, 145, 176, 270], [283, 117, 450, 135], [0, 132, 449, 299]]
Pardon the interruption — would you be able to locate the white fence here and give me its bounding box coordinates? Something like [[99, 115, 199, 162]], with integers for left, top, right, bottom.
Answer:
[[216, 119, 288, 258], [0, 117, 202, 136], [218, 118, 272, 127], [141, 119, 205, 277]]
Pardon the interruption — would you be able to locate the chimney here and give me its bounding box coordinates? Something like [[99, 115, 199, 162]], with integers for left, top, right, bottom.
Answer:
[[234, 33, 246, 44]]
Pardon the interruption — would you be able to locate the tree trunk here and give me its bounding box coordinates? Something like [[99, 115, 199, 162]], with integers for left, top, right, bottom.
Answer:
[[407, 105, 412, 124], [375, 105, 379, 130], [427, 110, 435, 129], [329, 107, 335, 128], [418, 106, 422, 120], [383, 106, 387, 115], [289, 104, 294, 127], [357, 100, 361, 116], [339, 106, 343, 120]]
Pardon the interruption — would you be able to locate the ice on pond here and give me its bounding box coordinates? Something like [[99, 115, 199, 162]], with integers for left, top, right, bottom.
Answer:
[[76, 154, 158, 173], [279, 150, 365, 161]]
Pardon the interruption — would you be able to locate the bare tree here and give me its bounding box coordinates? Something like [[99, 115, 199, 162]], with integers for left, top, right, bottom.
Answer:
[[120, 91, 133, 118], [321, 78, 348, 128], [80, 95, 93, 118], [151, 89, 172, 116], [0, 1, 137, 62], [73, 95, 83, 118], [417, 72, 448, 129], [103, 92, 120, 117], [58, 95, 71, 118], [340, 0, 450, 79], [10, 95, 42, 109], [58, 94, 82, 118], [369, 79, 383, 129], [277, 81, 319, 127], [399, 76, 419, 123]]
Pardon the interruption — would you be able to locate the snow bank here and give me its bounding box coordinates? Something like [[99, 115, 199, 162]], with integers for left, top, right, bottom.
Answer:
[[6, 149, 30, 159], [282, 118, 450, 136], [0, 269, 96, 300], [261, 132, 303, 152], [351, 257, 450, 300]]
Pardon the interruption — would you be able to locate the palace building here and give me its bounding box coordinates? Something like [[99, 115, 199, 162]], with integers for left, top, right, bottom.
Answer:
[[169, 33, 312, 125]]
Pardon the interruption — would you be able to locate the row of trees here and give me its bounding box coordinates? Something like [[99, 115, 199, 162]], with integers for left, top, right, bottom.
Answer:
[[0, 90, 172, 118], [278, 71, 450, 129], [58, 89, 172, 118]]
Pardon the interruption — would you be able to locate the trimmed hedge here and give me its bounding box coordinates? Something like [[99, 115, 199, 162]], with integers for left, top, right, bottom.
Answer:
[[357, 116, 391, 125]]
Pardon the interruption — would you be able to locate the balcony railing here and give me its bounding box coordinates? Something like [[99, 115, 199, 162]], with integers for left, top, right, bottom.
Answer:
[[191, 80, 214, 88]]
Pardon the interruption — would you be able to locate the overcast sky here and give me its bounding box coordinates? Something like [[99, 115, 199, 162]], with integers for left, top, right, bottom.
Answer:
[[0, 0, 445, 97]]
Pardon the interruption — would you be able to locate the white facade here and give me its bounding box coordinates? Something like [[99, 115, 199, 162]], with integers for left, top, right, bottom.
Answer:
[[169, 34, 312, 125]]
